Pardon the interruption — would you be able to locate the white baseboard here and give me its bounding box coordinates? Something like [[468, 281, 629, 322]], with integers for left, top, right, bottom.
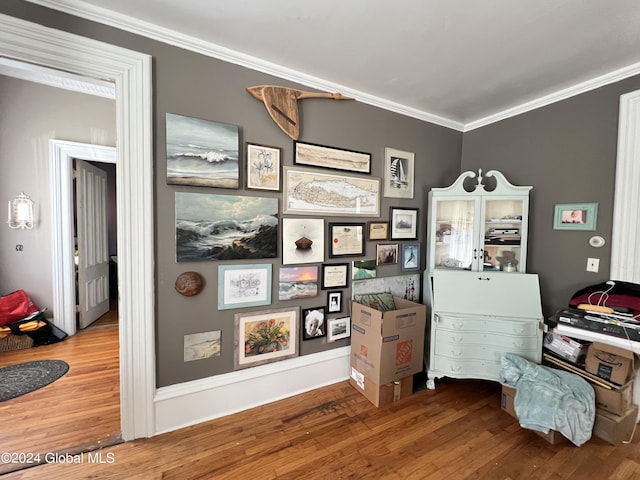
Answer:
[[154, 346, 350, 435]]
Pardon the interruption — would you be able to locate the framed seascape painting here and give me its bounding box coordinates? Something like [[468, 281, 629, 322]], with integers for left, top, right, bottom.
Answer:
[[234, 307, 299, 370], [283, 166, 380, 217], [245, 142, 282, 191], [218, 264, 272, 310], [279, 266, 319, 301], [175, 192, 278, 262], [166, 112, 240, 189], [383, 147, 415, 199], [294, 141, 371, 174]]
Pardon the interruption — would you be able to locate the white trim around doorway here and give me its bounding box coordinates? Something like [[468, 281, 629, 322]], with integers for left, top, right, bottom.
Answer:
[[0, 13, 155, 440]]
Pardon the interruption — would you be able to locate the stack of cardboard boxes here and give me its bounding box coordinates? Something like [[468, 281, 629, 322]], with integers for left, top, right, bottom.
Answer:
[[538, 330, 638, 445], [349, 296, 427, 407]]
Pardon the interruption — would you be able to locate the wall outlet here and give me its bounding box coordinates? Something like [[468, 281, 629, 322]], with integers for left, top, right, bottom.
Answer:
[[586, 257, 600, 272]]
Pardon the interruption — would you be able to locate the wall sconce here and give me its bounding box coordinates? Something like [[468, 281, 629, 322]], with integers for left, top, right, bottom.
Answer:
[[7, 192, 35, 229]]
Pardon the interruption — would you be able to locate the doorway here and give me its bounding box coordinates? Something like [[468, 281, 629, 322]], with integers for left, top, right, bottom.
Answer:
[[0, 13, 155, 441]]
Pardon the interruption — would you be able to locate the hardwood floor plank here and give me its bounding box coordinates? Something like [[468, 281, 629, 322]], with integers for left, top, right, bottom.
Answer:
[[2, 320, 640, 480]]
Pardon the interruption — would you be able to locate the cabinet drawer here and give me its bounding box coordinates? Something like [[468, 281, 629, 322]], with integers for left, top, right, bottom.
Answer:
[[433, 341, 540, 362], [434, 329, 540, 350], [432, 355, 502, 380], [434, 314, 540, 336]]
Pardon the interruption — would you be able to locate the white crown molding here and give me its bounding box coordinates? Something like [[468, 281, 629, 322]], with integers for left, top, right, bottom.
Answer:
[[24, 0, 465, 131], [0, 57, 115, 98], [25, 1, 640, 132], [464, 61, 640, 131]]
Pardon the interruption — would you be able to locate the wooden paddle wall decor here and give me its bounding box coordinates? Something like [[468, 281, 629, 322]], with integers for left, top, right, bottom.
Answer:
[[247, 85, 353, 140]]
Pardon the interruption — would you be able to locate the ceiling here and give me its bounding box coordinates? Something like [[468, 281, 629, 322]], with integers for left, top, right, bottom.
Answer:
[[23, 0, 640, 131]]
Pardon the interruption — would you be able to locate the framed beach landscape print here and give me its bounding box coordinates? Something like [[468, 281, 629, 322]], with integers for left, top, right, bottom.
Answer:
[[166, 112, 240, 189]]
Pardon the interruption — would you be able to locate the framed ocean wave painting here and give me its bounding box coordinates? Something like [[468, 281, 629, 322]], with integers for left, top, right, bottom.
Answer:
[[166, 112, 240, 189], [175, 192, 278, 262]]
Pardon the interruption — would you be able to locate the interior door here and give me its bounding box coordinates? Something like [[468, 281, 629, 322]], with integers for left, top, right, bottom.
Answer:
[[76, 159, 109, 329]]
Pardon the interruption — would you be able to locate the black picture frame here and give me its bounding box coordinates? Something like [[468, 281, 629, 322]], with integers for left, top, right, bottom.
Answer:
[[301, 306, 327, 340], [321, 263, 349, 289], [329, 222, 365, 258], [294, 140, 371, 174], [327, 290, 343, 314], [389, 206, 419, 240]]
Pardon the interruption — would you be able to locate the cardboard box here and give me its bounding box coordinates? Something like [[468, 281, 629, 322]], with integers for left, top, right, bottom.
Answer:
[[500, 385, 567, 444], [501, 385, 517, 418], [543, 330, 590, 364], [350, 297, 427, 385], [593, 404, 639, 445], [585, 342, 636, 385], [349, 368, 413, 407], [593, 382, 633, 416]]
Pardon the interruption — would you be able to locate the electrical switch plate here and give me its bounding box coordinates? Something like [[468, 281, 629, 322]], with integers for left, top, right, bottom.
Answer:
[[586, 257, 600, 272]]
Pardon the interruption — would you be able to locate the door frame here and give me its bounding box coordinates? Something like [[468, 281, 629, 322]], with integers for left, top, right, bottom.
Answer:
[[0, 13, 155, 440], [50, 140, 116, 337]]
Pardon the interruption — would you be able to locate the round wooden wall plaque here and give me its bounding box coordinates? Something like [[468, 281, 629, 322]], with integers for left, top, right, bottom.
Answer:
[[175, 272, 204, 297]]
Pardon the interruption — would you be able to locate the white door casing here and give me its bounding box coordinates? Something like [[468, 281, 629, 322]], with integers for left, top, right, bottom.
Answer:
[[0, 13, 155, 440], [50, 141, 116, 337], [76, 159, 110, 329]]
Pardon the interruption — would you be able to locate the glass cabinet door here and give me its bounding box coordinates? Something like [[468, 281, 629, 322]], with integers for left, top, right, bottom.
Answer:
[[432, 199, 477, 270], [481, 198, 525, 272]]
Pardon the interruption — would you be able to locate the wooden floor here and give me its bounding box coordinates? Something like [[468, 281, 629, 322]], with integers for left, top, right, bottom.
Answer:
[[0, 307, 121, 477], [1, 374, 640, 478]]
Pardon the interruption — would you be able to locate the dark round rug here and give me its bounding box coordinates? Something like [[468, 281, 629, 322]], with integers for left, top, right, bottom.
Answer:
[[0, 360, 69, 402]]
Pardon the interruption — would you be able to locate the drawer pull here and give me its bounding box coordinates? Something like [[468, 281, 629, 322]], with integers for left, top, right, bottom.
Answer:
[[450, 350, 463, 357]]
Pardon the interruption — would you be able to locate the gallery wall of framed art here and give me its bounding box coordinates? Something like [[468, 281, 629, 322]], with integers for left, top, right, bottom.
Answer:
[[165, 110, 425, 378]]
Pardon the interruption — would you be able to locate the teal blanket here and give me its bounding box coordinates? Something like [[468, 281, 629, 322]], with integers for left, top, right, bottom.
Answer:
[[500, 352, 595, 446]]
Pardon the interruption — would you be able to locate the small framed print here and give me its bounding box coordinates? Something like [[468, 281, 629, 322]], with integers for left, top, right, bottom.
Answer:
[[329, 222, 365, 258], [390, 207, 418, 240], [246, 142, 282, 191], [553, 203, 598, 231], [376, 243, 398, 265], [322, 263, 349, 289], [218, 264, 272, 310], [401, 241, 420, 272], [327, 290, 343, 314], [368, 221, 389, 241], [302, 307, 327, 340], [327, 316, 351, 343], [383, 147, 415, 199]]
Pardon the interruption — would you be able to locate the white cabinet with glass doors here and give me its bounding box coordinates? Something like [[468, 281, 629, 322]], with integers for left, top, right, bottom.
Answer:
[[426, 169, 531, 273]]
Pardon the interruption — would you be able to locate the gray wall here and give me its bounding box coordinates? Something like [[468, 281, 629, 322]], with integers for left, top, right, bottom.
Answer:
[[5, 1, 637, 389], [0, 1, 461, 387], [0, 74, 116, 312], [461, 75, 640, 318]]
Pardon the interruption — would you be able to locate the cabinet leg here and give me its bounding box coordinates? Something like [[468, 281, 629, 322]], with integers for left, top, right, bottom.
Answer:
[[426, 378, 436, 390]]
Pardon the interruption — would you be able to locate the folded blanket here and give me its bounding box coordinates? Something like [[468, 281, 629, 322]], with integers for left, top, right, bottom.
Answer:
[[500, 352, 595, 446]]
